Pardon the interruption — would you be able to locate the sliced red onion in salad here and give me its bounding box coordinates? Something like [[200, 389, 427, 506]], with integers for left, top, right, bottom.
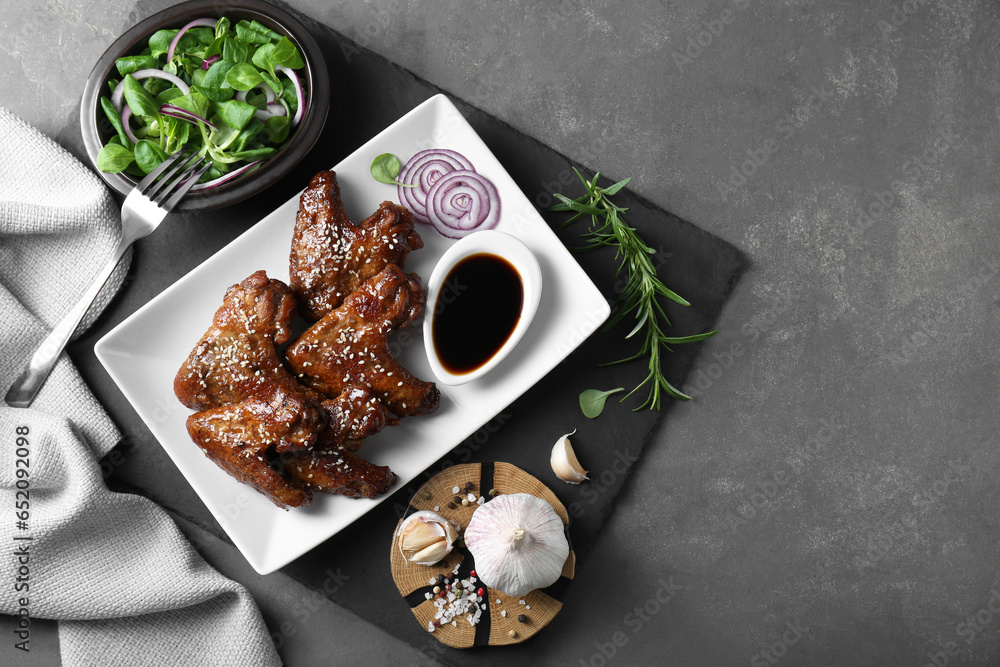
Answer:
[[395, 149, 499, 238], [166, 18, 218, 63], [161, 104, 219, 132], [201, 54, 220, 70], [120, 106, 138, 145], [276, 66, 306, 126], [254, 103, 286, 121], [190, 160, 262, 191], [111, 69, 190, 112], [236, 83, 275, 105]]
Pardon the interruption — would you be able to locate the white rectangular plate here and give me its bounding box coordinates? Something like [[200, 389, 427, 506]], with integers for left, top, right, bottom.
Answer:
[[96, 94, 610, 574]]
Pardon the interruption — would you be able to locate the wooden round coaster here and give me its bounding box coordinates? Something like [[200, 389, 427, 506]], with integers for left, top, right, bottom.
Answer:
[[389, 462, 575, 648]]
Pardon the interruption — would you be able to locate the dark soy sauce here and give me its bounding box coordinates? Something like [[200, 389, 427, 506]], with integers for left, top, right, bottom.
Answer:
[[433, 253, 524, 375]]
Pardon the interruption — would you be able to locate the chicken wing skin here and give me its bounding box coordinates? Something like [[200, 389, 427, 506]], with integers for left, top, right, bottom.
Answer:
[[286, 264, 440, 418], [173, 270, 325, 451], [277, 438, 398, 500], [289, 170, 423, 321], [322, 384, 395, 452], [186, 400, 312, 509]]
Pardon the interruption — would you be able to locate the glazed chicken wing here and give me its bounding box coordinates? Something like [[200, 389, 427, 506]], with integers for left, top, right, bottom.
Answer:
[[289, 170, 423, 321], [173, 270, 325, 451], [278, 436, 398, 500], [186, 399, 312, 509], [286, 264, 440, 418]]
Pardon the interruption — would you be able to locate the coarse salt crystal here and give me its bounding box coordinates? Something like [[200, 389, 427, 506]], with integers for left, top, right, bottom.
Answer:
[[425, 592, 432, 600], [452, 486, 460, 494], [427, 621, 435, 632], [496, 599, 502, 605], [434, 505, 440, 511], [501, 610, 507, 618], [519, 600, 525, 605], [526, 605, 531, 610], [467, 493, 476, 502], [429, 578, 436, 585], [477, 496, 485, 505]]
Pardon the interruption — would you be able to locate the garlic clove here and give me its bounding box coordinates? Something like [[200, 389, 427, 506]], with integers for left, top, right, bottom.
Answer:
[[410, 542, 451, 565], [550, 429, 588, 484], [397, 510, 458, 566]]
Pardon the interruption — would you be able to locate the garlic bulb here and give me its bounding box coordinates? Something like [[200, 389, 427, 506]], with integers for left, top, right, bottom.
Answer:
[[551, 430, 588, 484], [465, 493, 569, 597], [397, 510, 458, 566]]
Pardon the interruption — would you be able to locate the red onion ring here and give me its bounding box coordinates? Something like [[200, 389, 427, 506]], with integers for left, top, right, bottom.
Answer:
[[166, 18, 218, 63], [190, 161, 262, 191], [111, 69, 190, 113], [161, 104, 219, 132], [236, 84, 275, 105], [254, 102, 287, 121], [396, 149, 474, 224], [120, 106, 138, 145], [423, 169, 500, 239], [276, 65, 306, 127], [201, 54, 220, 70]]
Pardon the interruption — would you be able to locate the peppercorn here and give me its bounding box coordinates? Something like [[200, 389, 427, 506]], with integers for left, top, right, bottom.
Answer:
[[464, 481, 474, 491], [517, 614, 527, 623], [508, 630, 517, 638], [421, 490, 431, 500], [447, 502, 456, 510]]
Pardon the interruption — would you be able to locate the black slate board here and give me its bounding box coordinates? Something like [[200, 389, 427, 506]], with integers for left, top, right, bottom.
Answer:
[[68, 2, 746, 664]]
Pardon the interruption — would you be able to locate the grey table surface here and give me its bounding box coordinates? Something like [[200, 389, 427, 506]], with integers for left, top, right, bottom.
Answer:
[[4, 0, 1000, 665]]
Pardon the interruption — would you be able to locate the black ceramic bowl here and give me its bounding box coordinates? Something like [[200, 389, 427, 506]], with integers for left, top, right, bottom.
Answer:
[[80, 0, 329, 211]]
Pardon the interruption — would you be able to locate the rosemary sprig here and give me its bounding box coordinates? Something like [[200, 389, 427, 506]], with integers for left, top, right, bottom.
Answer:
[[550, 168, 717, 411]]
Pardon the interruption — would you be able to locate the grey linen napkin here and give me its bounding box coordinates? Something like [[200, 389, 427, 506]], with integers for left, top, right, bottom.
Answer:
[[0, 108, 281, 666]]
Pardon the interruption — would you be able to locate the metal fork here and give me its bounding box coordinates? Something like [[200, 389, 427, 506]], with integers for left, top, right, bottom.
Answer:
[[4, 148, 211, 408]]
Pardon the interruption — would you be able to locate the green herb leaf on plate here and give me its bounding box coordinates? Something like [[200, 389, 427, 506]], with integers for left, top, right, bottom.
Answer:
[[370, 153, 415, 187], [579, 388, 624, 419]]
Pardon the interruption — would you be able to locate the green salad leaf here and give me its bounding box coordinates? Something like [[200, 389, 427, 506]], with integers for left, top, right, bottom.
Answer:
[[96, 143, 134, 173]]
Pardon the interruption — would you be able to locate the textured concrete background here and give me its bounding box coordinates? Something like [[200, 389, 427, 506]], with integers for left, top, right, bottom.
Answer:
[[3, 0, 1000, 665]]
